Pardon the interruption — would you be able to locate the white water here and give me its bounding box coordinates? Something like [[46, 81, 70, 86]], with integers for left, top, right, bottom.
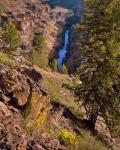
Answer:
[[57, 29, 70, 70]]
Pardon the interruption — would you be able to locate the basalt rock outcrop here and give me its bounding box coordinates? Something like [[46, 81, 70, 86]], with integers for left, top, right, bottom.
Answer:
[[0, 64, 67, 150]]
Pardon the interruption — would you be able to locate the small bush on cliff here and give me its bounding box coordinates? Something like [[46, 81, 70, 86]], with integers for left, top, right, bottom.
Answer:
[[3, 22, 20, 51], [51, 59, 58, 71], [58, 129, 76, 146], [0, 52, 16, 67], [29, 48, 49, 69], [61, 64, 68, 74]]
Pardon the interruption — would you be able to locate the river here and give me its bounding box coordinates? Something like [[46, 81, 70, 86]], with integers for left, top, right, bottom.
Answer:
[[57, 29, 70, 71]]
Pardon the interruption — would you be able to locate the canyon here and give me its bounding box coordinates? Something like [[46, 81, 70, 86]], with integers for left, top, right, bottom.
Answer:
[[0, 0, 120, 150], [0, 0, 83, 70], [0, 0, 73, 55]]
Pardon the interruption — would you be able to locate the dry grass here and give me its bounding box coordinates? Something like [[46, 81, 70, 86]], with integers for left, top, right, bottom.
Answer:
[[36, 66, 84, 119], [73, 130, 108, 150]]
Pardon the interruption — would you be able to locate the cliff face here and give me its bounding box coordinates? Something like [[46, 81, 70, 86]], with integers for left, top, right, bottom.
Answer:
[[65, 28, 82, 74], [65, 24, 90, 74], [42, 0, 84, 26], [42, 0, 84, 13], [0, 0, 73, 54], [0, 56, 81, 149], [0, 63, 68, 149], [0, 1, 119, 150]]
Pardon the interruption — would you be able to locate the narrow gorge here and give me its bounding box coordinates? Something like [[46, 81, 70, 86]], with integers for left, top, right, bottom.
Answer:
[[0, 0, 120, 150]]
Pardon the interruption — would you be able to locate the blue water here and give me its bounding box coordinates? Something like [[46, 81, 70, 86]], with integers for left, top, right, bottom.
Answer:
[[57, 29, 70, 70]]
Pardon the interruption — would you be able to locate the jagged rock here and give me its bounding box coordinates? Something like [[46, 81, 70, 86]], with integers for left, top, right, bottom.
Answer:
[[0, 65, 66, 150], [0, 100, 28, 150], [22, 67, 43, 83], [46, 101, 81, 134], [0, 65, 30, 107], [28, 129, 67, 150], [0, 66, 29, 149], [95, 117, 120, 150]]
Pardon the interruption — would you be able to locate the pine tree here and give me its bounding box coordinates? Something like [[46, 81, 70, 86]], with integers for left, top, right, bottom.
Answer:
[[3, 22, 20, 51], [74, 0, 120, 137], [29, 35, 49, 69], [33, 35, 45, 52]]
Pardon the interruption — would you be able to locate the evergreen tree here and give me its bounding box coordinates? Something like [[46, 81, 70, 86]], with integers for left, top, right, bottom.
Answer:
[[3, 22, 20, 51], [61, 64, 68, 74], [51, 59, 58, 71], [74, 0, 120, 137], [33, 35, 45, 52], [29, 35, 48, 69]]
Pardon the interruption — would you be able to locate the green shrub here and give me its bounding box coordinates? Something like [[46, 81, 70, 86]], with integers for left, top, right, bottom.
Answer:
[[51, 59, 58, 71], [73, 130, 107, 150], [58, 129, 76, 146], [28, 48, 48, 69], [33, 35, 45, 51], [3, 22, 20, 51], [62, 82, 73, 90], [0, 52, 16, 67], [28, 35, 49, 69], [61, 64, 68, 74]]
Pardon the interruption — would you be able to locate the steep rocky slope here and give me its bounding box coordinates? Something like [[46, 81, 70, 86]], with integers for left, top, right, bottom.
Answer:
[[0, 0, 72, 55], [0, 0, 120, 150], [0, 63, 69, 149], [1, 58, 119, 149], [0, 61, 109, 150]]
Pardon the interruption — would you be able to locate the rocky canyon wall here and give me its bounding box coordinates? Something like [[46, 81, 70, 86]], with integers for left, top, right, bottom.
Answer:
[[0, 0, 73, 55]]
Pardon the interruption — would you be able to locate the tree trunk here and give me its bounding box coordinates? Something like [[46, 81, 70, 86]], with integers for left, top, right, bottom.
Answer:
[[88, 113, 97, 130]]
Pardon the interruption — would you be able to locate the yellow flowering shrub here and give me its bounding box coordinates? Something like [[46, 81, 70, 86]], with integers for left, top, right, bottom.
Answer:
[[58, 129, 76, 146]]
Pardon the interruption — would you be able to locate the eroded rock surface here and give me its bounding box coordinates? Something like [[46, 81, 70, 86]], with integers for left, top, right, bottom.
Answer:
[[0, 64, 66, 150]]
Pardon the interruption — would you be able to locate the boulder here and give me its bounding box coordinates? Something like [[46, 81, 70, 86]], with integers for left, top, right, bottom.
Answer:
[[0, 100, 28, 150], [0, 65, 30, 107]]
